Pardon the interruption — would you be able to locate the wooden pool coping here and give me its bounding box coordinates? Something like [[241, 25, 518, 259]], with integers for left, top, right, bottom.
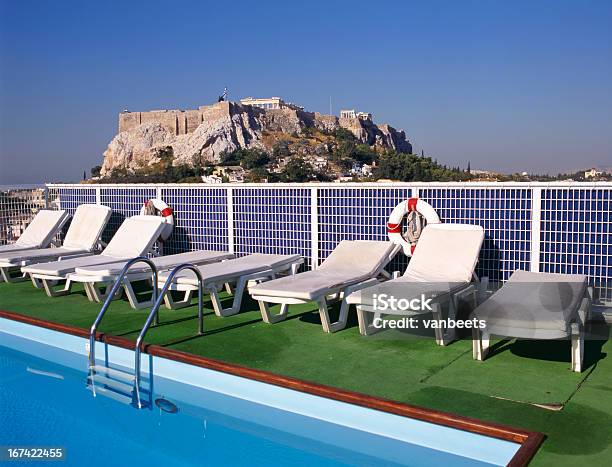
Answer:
[[0, 309, 545, 466]]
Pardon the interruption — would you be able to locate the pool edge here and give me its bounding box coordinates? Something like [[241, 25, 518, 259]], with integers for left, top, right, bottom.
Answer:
[[0, 308, 545, 466]]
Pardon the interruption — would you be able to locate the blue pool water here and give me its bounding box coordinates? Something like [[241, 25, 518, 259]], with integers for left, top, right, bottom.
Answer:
[[0, 339, 512, 466]]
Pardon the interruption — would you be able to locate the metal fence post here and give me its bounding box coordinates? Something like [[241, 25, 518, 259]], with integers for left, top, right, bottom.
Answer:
[[227, 187, 235, 254], [311, 187, 319, 270], [530, 187, 542, 273], [95, 187, 101, 205]]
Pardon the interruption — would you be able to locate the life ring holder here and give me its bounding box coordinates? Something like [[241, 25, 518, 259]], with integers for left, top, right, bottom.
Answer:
[[140, 198, 174, 241], [387, 198, 440, 256]]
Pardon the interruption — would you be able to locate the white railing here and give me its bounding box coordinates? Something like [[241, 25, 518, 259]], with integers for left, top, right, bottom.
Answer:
[[1, 182, 610, 304], [0, 185, 47, 246]]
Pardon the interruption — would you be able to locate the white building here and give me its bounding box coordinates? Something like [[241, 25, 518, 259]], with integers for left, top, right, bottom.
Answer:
[[350, 163, 373, 177], [214, 166, 246, 183], [201, 175, 222, 184], [312, 157, 327, 170], [340, 109, 372, 121], [585, 168, 603, 179], [240, 97, 303, 111]]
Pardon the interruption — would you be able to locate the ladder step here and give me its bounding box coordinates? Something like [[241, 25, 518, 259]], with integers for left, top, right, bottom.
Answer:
[[90, 365, 150, 384], [89, 373, 134, 394], [91, 385, 135, 406], [90, 365, 138, 383]]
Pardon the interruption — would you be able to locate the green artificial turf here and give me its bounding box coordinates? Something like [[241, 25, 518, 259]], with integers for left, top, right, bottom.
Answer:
[[0, 281, 610, 466]]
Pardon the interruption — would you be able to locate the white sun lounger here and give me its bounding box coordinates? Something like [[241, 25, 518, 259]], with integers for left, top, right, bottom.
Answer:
[[158, 253, 304, 316], [0, 205, 111, 283], [248, 241, 400, 332], [23, 215, 166, 297], [471, 270, 591, 372], [67, 250, 235, 309], [345, 224, 485, 344], [0, 209, 69, 255]]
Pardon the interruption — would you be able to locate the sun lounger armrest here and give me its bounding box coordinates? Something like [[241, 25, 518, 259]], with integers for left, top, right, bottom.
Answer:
[[343, 277, 380, 298], [57, 252, 95, 261]]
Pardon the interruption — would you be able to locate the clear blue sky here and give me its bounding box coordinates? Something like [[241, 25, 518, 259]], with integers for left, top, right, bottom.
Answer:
[[1, 0, 611, 183]]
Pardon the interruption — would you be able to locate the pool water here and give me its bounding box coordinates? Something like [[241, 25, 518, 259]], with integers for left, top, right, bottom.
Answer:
[[0, 342, 506, 466]]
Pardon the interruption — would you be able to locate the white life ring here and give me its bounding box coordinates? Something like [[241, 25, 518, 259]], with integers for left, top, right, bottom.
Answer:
[[140, 198, 174, 241], [387, 198, 440, 256]]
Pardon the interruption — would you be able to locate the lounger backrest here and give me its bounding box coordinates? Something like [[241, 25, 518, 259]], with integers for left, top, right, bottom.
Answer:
[[404, 224, 484, 282], [62, 204, 112, 251], [318, 240, 398, 277], [507, 270, 587, 312], [102, 215, 165, 258], [15, 210, 68, 248]]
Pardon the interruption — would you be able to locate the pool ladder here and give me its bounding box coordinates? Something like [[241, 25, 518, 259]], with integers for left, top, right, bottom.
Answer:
[[87, 259, 204, 409]]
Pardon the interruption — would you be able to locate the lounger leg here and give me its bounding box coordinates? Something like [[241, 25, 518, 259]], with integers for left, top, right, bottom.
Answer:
[[85, 282, 102, 302], [432, 303, 446, 346], [357, 307, 382, 336], [571, 321, 585, 373], [87, 282, 123, 303], [83, 282, 96, 301], [317, 298, 334, 333], [571, 326, 584, 373], [44, 279, 70, 297], [1, 267, 27, 283], [333, 298, 351, 333], [571, 297, 590, 372], [124, 281, 153, 310], [472, 328, 490, 361], [258, 300, 289, 324], [163, 289, 194, 310], [442, 297, 459, 345], [224, 282, 233, 295], [315, 295, 353, 333], [208, 277, 249, 317], [41, 278, 73, 297], [30, 275, 44, 289]]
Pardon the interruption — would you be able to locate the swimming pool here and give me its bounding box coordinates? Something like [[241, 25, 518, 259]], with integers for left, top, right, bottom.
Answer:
[[0, 319, 524, 466]]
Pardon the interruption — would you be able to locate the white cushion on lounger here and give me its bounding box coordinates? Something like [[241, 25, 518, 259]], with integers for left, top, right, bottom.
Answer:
[[62, 204, 112, 251], [0, 244, 37, 255], [22, 255, 125, 277], [472, 270, 587, 338], [160, 254, 300, 286], [74, 250, 234, 276], [99, 216, 165, 258], [346, 280, 467, 306], [251, 241, 398, 300], [317, 240, 398, 277], [8, 210, 68, 250], [402, 224, 485, 283], [252, 270, 368, 300], [0, 247, 86, 265]]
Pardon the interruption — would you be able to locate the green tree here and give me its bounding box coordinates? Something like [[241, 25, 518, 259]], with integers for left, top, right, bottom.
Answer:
[[221, 148, 270, 169], [281, 157, 312, 182]]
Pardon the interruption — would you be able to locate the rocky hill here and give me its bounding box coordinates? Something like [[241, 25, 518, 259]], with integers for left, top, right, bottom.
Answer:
[[100, 101, 412, 177]]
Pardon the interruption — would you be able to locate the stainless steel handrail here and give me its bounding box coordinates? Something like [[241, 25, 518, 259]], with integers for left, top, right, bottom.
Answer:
[[88, 257, 159, 371], [133, 263, 204, 408]]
